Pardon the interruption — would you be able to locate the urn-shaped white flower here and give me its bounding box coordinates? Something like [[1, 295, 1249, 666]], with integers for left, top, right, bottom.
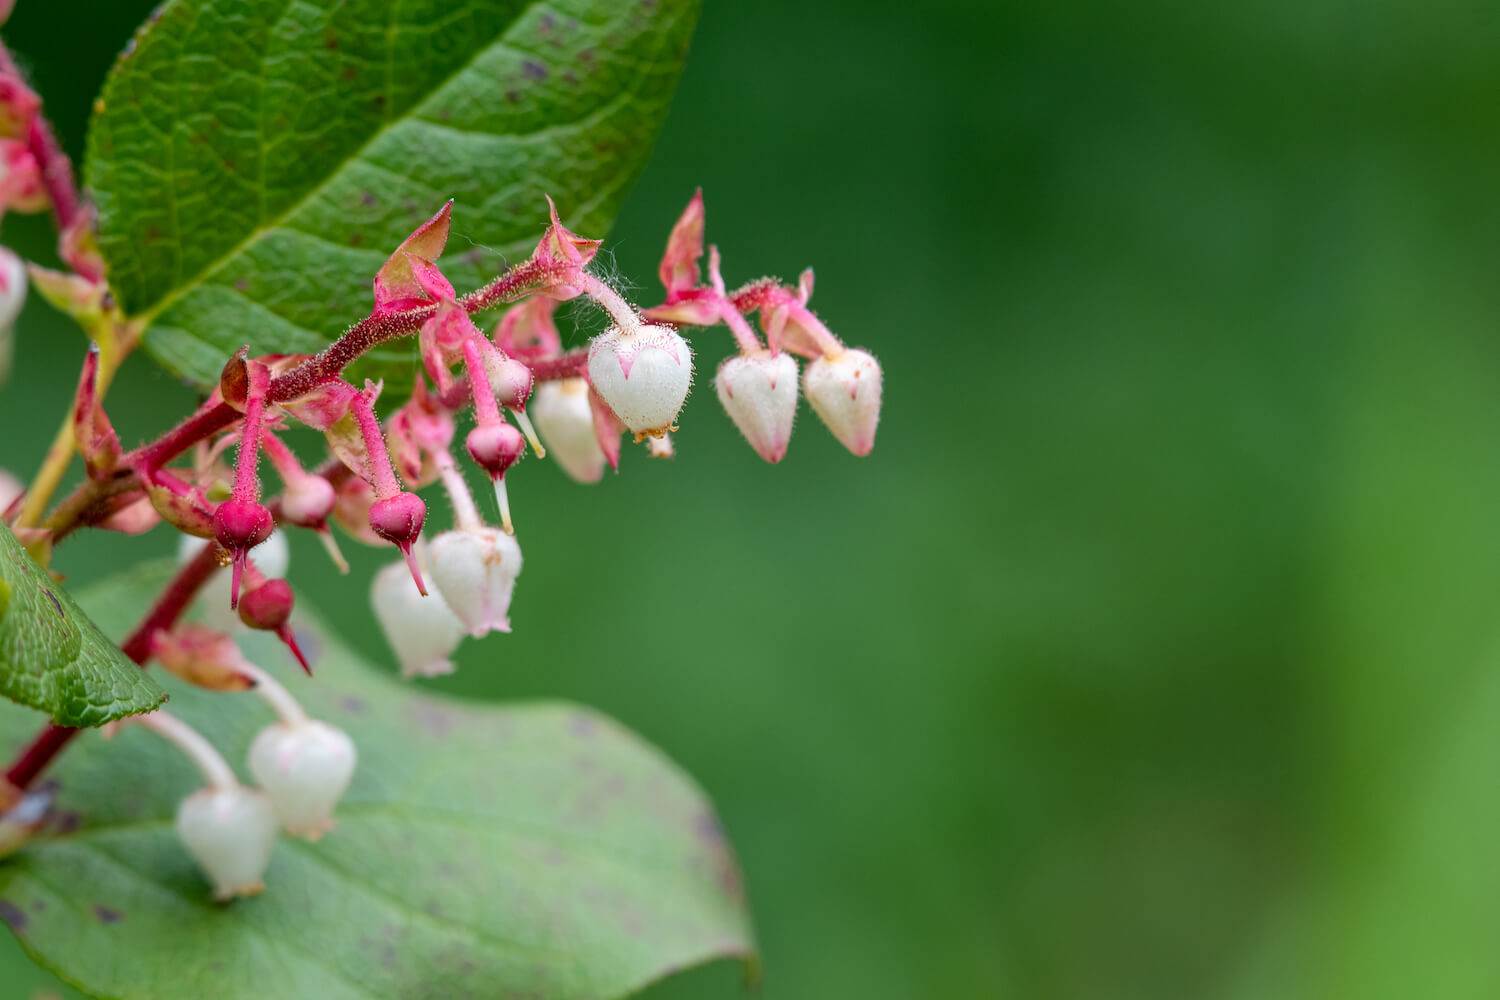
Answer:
[[371, 557, 467, 677], [429, 526, 524, 637], [175, 785, 278, 901], [530, 377, 607, 483], [179, 531, 290, 631], [0, 246, 24, 384], [249, 720, 357, 840], [803, 348, 882, 456], [586, 323, 693, 437], [715, 351, 799, 463]]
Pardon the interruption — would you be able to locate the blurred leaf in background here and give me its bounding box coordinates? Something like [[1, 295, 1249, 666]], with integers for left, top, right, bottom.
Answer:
[[4, 0, 1500, 998]]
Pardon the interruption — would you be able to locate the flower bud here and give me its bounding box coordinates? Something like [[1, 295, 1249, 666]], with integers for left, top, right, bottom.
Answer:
[[0, 139, 46, 215], [429, 527, 523, 637], [368, 491, 428, 594], [238, 578, 310, 675], [213, 500, 275, 607], [802, 348, 882, 456], [530, 378, 606, 483], [483, 351, 534, 410], [248, 720, 357, 840], [586, 324, 694, 437], [179, 531, 289, 632], [716, 351, 799, 463], [280, 473, 335, 528], [465, 422, 525, 479], [175, 785, 278, 900], [150, 623, 254, 692], [371, 557, 467, 678]]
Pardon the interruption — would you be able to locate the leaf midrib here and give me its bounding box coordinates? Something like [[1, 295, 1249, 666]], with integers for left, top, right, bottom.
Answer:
[[132, 0, 552, 330]]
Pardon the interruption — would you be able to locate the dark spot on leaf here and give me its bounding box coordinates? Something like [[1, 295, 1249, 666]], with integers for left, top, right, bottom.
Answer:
[[0, 900, 26, 932], [579, 49, 596, 64], [29, 900, 45, 913], [695, 810, 724, 844], [540, 13, 554, 31], [411, 704, 453, 737], [341, 67, 358, 82], [349, 233, 363, 247], [571, 712, 597, 738], [325, 31, 338, 50], [144, 225, 163, 245], [425, 900, 443, 917], [563, 71, 578, 85], [374, 95, 386, 108], [522, 60, 548, 80], [506, 90, 520, 103], [50, 810, 82, 834], [93, 904, 123, 924], [361, 192, 377, 207], [234, 278, 250, 293], [42, 589, 62, 617], [461, 248, 484, 267], [339, 694, 367, 714]]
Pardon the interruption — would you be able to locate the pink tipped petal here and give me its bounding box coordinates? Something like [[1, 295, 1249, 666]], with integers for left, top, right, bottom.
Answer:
[[659, 189, 705, 297], [536, 196, 603, 268], [372, 201, 453, 313], [642, 289, 723, 327]]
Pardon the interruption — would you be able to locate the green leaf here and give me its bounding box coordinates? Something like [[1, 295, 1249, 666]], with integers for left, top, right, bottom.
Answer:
[[86, 0, 701, 392], [0, 525, 166, 728], [0, 562, 756, 999]]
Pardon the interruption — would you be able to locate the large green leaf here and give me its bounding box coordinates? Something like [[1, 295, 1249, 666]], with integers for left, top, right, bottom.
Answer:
[[0, 562, 755, 999], [86, 0, 700, 391], [0, 525, 165, 727]]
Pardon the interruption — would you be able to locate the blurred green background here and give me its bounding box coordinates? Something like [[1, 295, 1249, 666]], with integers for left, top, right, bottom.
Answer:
[[6, 0, 1500, 997]]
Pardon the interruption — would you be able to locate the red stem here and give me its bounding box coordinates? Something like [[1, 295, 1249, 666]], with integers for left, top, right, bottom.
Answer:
[[3, 542, 224, 790], [527, 351, 589, 382]]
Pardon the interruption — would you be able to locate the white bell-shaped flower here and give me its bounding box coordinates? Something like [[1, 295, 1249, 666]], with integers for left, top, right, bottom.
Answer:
[[803, 348, 882, 456], [179, 530, 290, 631], [531, 377, 606, 483], [586, 323, 693, 437], [249, 719, 357, 840], [0, 467, 21, 513], [371, 556, 466, 677], [429, 527, 523, 638], [0, 247, 23, 384], [716, 351, 799, 463], [175, 785, 278, 901]]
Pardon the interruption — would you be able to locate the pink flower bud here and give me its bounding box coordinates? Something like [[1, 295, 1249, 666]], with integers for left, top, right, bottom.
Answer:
[[803, 348, 882, 456], [716, 351, 799, 463], [0, 139, 45, 215], [483, 351, 534, 410], [0, 75, 40, 138], [149, 623, 255, 692], [586, 324, 694, 437], [280, 474, 335, 528], [179, 531, 290, 632], [530, 378, 606, 483], [369, 491, 428, 594], [429, 527, 523, 637], [238, 578, 310, 675], [213, 500, 275, 608], [465, 422, 525, 479], [175, 785, 278, 900], [371, 557, 466, 678], [248, 720, 356, 840]]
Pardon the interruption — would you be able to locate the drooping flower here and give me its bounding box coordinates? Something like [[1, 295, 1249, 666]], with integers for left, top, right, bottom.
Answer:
[[248, 719, 357, 841], [530, 378, 607, 483], [371, 555, 467, 678], [429, 526, 523, 638], [587, 324, 694, 438], [715, 352, 799, 463], [802, 348, 882, 457]]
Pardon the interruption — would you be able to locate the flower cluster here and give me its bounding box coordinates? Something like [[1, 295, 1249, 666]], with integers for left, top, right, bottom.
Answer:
[[2, 187, 881, 898]]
